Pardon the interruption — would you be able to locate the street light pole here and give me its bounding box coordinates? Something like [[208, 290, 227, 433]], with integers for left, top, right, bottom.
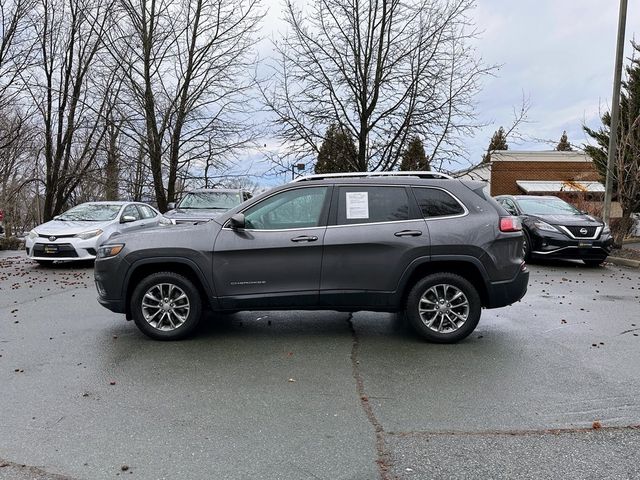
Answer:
[[603, 0, 628, 225]]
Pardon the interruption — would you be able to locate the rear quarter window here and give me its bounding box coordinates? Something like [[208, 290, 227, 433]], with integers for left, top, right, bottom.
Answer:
[[412, 187, 465, 218]]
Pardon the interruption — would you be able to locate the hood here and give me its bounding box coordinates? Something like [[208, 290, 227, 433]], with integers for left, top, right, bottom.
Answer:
[[527, 213, 602, 227], [107, 222, 214, 247], [164, 208, 225, 220], [35, 219, 111, 236]]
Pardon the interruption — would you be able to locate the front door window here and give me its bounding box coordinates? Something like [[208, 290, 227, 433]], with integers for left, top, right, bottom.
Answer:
[[244, 187, 329, 230]]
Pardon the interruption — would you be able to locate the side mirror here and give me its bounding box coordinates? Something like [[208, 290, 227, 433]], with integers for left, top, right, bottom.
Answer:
[[167, 202, 176, 210], [121, 215, 137, 223], [229, 213, 246, 230]]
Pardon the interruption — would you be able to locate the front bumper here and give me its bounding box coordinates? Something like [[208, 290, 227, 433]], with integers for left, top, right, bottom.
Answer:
[[94, 254, 130, 314], [529, 230, 613, 261], [97, 296, 126, 313], [25, 235, 102, 261]]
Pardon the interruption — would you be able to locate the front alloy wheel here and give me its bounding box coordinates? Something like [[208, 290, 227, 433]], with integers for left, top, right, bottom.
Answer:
[[131, 272, 202, 340], [406, 273, 481, 343], [141, 283, 191, 331]]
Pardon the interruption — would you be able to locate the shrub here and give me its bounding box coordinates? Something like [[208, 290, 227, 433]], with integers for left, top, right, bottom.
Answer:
[[0, 237, 25, 250]]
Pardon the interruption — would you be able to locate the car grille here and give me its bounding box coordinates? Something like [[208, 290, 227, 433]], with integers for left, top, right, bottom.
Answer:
[[563, 225, 598, 238], [32, 243, 78, 258], [38, 233, 76, 239]]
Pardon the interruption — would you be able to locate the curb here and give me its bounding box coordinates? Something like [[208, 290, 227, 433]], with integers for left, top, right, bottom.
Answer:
[[622, 237, 640, 245], [607, 256, 640, 268]]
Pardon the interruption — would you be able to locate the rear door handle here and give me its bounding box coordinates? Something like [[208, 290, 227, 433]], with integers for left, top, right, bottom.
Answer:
[[291, 235, 318, 242], [394, 230, 423, 237]]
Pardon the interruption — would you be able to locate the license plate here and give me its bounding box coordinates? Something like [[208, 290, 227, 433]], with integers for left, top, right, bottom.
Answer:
[[44, 244, 58, 254], [578, 241, 593, 248]]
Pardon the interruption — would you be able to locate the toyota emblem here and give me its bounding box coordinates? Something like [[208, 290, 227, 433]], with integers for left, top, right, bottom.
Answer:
[[579, 228, 588, 235], [48, 236, 56, 241]]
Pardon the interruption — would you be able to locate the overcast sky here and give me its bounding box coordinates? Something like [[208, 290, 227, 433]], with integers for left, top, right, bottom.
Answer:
[[246, 0, 640, 184]]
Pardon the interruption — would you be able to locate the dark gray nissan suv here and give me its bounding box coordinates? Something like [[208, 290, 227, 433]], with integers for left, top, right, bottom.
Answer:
[[95, 172, 529, 343]]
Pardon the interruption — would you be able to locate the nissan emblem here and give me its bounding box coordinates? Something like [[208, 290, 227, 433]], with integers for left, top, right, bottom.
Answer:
[[579, 228, 588, 235]]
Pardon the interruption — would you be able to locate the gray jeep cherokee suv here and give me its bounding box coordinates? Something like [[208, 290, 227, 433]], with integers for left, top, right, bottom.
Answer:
[[94, 172, 529, 343]]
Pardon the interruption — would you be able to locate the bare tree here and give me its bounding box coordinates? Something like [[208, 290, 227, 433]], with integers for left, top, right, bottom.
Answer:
[[112, 0, 263, 211], [0, 0, 38, 233], [0, 0, 36, 107], [262, 0, 492, 172], [479, 96, 530, 165], [22, 0, 117, 220], [0, 109, 38, 235]]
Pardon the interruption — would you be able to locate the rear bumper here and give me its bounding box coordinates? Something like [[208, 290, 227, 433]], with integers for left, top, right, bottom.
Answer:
[[485, 266, 529, 309]]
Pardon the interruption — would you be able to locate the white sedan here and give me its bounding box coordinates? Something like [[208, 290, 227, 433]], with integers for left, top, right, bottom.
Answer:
[[25, 201, 170, 264]]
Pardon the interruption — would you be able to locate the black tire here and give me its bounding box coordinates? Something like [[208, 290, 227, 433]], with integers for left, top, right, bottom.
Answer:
[[583, 259, 605, 267], [131, 271, 202, 340], [522, 230, 532, 262], [405, 273, 481, 343], [35, 260, 54, 266]]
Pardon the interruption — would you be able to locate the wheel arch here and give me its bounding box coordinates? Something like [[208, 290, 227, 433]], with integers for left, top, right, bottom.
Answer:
[[124, 258, 215, 319], [398, 256, 490, 308]]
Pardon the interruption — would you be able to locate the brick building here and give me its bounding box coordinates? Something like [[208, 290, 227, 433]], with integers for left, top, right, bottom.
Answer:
[[489, 150, 601, 196], [454, 150, 622, 216]]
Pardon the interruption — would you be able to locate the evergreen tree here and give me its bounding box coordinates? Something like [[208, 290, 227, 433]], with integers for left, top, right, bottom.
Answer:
[[482, 126, 508, 163], [583, 41, 640, 244], [315, 124, 358, 173], [556, 131, 572, 151], [399, 137, 430, 171]]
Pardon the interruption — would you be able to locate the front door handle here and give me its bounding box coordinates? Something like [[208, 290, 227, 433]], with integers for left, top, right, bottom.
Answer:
[[394, 230, 423, 237], [291, 235, 318, 242]]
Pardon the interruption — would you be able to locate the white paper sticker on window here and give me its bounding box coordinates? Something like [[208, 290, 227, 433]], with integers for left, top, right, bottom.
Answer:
[[346, 191, 369, 219]]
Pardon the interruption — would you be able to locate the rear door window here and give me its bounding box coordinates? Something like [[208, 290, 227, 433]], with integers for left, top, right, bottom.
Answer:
[[337, 186, 410, 225], [137, 205, 157, 219]]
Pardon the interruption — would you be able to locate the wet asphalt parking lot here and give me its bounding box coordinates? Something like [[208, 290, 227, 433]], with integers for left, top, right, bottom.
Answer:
[[1, 250, 640, 480]]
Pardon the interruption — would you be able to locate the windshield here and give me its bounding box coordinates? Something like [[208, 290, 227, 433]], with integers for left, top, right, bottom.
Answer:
[[177, 192, 242, 210], [57, 203, 122, 221], [517, 197, 581, 215]]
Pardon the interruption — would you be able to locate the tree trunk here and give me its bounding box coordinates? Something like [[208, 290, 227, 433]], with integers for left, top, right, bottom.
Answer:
[[613, 209, 634, 248]]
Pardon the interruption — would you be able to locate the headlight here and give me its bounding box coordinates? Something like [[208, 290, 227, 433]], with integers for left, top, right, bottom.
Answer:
[[96, 244, 124, 259], [76, 229, 103, 240], [533, 221, 559, 233], [28, 230, 38, 239]]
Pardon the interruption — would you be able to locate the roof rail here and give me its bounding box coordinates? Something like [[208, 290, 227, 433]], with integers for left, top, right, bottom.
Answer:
[[291, 170, 453, 182]]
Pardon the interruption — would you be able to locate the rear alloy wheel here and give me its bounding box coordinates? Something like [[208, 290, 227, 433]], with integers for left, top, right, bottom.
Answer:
[[131, 272, 202, 340], [406, 273, 481, 343]]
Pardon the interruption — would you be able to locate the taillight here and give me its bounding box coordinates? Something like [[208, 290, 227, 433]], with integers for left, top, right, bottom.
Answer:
[[500, 216, 522, 232]]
